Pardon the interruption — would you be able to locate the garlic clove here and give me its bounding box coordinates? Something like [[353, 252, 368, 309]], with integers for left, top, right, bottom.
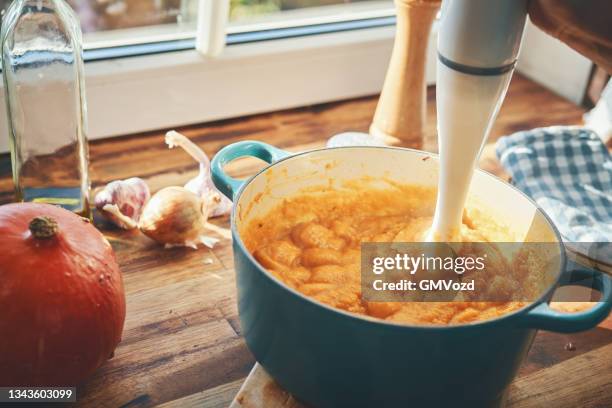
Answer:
[[165, 131, 232, 217]]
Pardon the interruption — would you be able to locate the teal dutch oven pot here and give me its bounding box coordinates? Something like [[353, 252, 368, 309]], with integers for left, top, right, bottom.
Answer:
[[211, 141, 612, 408]]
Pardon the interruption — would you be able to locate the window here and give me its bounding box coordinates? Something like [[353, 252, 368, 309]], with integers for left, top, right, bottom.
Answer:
[[0, 1, 199, 49], [73, 0, 199, 49], [0, 1, 393, 51]]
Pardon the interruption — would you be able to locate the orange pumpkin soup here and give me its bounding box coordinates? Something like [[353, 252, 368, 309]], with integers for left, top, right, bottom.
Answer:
[[242, 184, 549, 325]]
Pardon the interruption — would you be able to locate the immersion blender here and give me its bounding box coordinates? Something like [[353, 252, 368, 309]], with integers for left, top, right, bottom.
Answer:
[[429, 0, 529, 241]]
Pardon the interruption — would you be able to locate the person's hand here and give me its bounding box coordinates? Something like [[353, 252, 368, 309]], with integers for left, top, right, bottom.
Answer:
[[529, 0, 612, 73]]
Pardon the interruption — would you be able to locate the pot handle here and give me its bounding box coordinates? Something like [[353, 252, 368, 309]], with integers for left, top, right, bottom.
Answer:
[[211, 140, 290, 200], [521, 261, 612, 333]]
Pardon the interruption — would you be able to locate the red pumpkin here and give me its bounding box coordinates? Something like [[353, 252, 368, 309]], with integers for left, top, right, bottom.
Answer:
[[0, 203, 126, 386]]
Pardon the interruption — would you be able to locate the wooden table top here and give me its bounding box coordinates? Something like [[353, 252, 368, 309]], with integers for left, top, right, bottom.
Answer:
[[0, 74, 610, 407]]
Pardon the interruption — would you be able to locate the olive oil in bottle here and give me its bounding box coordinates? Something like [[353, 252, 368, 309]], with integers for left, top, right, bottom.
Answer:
[[1, 0, 90, 217]]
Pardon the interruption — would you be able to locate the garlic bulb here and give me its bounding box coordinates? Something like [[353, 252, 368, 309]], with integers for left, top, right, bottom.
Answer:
[[138, 186, 228, 249], [165, 131, 232, 217], [94, 177, 150, 229], [139, 186, 213, 248]]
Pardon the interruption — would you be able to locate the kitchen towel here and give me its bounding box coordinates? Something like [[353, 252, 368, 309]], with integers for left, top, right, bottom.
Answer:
[[496, 126, 611, 245]]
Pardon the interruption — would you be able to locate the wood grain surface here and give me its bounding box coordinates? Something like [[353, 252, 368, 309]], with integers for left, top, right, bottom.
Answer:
[[0, 74, 609, 407], [228, 342, 612, 408]]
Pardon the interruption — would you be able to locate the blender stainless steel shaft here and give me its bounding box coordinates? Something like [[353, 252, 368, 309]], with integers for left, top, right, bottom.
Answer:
[[430, 0, 528, 240]]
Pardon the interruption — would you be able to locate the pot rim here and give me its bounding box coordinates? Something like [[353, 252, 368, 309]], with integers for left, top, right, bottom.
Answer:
[[230, 145, 567, 331]]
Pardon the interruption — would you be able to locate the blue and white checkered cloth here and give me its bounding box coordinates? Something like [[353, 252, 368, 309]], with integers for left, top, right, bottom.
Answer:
[[496, 127, 611, 243]]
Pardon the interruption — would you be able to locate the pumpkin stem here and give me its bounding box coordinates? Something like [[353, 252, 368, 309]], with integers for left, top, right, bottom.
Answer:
[[29, 216, 59, 239]]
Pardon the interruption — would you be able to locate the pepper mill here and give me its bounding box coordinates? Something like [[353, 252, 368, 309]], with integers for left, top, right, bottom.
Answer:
[[370, 0, 441, 148]]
